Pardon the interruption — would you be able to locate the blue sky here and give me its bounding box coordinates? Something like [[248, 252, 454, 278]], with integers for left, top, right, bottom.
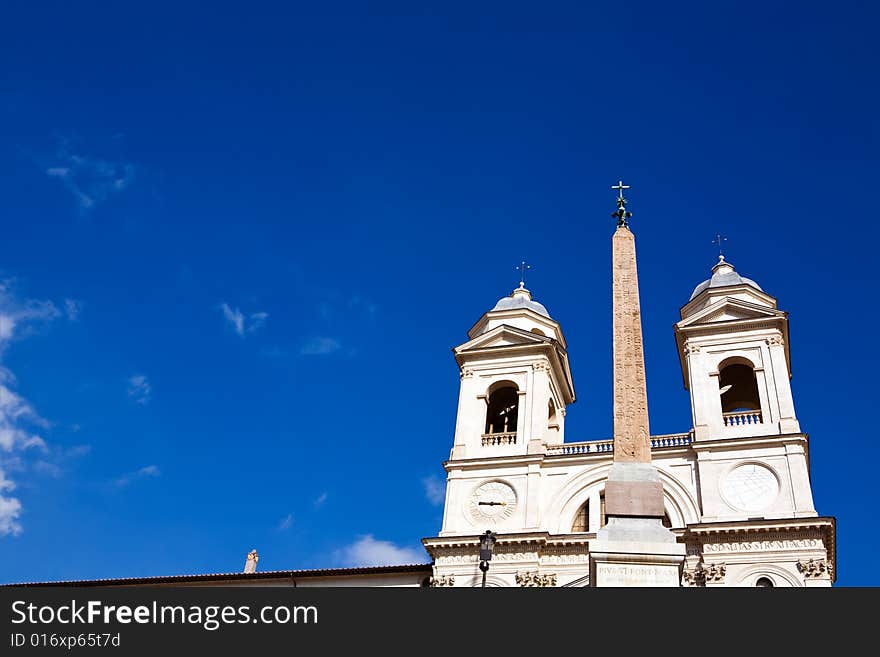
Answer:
[[0, 2, 876, 585]]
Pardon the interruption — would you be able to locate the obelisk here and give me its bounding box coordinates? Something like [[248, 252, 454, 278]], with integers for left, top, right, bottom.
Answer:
[[589, 181, 685, 587]]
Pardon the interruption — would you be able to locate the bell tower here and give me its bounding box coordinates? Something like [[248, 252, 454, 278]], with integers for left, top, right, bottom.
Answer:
[[448, 283, 575, 460], [675, 254, 817, 523], [675, 255, 800, 441]]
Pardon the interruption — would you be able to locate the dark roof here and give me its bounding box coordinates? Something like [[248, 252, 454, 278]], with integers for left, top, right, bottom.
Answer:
[[2, 563, 432, 587]]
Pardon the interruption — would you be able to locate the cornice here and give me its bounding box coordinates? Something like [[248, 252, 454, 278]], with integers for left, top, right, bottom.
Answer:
[[444, 453, 546, 470], [683, 516, 836, 582], [454, 338, 576, 404], [690, 432, 808, 452]]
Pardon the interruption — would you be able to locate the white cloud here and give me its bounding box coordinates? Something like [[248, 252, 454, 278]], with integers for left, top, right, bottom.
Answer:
[[422, 475, 446, 506], [313, 492, 328, 508], [220, 303, 268, 337], [43, 137, 135, 212], [0, 494, 22, 537], [0, 280, 60, 346], [337, 535, 427, 567], [278, 513, 294, 531], [0, 281, 64, 537], [114, 464, 160, 487], [299, 337, 341, 356], [127, 375, 151, 405]]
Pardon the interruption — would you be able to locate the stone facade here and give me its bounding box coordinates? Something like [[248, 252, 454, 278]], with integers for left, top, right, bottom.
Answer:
[[426, 255, 835, 587]]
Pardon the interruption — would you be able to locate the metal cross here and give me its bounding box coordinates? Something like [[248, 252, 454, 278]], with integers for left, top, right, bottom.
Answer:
[[611, 180, 633, 227], [517, 259, 531, 287], [712, 233, 727, 256], [611, 180, 630, 201]]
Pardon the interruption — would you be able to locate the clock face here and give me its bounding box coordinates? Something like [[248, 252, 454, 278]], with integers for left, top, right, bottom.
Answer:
[[468, 481, 517, 526], [721, 464, 779, 512]]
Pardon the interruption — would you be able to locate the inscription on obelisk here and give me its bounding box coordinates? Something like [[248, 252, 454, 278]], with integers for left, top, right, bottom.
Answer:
[[612, 225, 651, 464]]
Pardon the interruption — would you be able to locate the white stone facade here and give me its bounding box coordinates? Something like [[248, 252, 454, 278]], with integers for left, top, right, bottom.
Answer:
[[424, 264, 835, 587]]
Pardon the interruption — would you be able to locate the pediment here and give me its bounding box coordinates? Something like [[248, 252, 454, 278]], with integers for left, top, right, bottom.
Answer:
[[456, 324, 553, 353], [678, 297, 784, 329]]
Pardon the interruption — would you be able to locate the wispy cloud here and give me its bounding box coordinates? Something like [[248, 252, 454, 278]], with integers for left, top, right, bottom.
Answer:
[[220, 303, 268, 337], [0, 280, 61, 346], [336, 535, 427, 567], [126, 375, 152, 405], [63, 299, 82, 321], [299, 337, 341, 356], [422, 475, 446, 506], [113, 464, 160, 487], [0, 281, 64, 536], [313, 492, 328, 509], [43, 136, 135, 212], [277, 513, 294, 531], [32, 444, 91, 479]]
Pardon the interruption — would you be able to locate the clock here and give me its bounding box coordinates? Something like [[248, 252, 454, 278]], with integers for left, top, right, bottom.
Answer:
[[467, 480, 517, 525], [721, 463, 779, 512]]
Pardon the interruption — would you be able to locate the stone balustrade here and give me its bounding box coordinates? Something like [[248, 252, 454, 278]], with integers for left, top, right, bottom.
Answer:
[[546, 432, 693, 456], [481, 432, 517, 446], [722, 410, 763, 426]]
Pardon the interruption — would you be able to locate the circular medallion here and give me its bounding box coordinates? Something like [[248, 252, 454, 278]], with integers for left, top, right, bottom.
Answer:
[[721, 463, 779, 512], [467, 480, 517, 525]]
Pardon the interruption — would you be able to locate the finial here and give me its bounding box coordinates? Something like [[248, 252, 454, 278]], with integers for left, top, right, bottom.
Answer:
[[516, 259, 531, 287], [611, 180, 633, 228], [712, 233, 728, 258]]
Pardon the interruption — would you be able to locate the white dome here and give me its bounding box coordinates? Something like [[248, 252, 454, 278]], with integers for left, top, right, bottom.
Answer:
[[491, 285, 551, 318], [689, 256, 763, 301]]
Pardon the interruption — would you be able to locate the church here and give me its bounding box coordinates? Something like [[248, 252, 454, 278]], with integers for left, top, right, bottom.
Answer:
[[11, 184, 836, 588]]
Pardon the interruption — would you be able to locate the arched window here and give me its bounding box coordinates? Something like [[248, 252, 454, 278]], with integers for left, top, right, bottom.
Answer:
[[572, 500, 589, 532], [719, 361, 760, 412], [571, 490, 610, 532], [755, 577, 774, 588], [485, 385, 519, 435]]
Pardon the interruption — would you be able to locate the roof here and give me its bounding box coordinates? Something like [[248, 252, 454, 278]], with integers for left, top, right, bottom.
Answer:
[[1, 563, 432, 587], [689, 256, 762, 301], [491, 284, 550, 318]]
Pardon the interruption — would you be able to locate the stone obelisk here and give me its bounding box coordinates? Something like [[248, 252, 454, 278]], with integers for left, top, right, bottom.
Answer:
[[589, 181, 685, 587]]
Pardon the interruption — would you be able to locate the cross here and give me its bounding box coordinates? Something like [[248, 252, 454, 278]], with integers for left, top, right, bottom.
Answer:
[[611, 180, 633, 227], [712, 233, 727, 256], [611, 180, 630, 201], [517, 259, 531, 287]]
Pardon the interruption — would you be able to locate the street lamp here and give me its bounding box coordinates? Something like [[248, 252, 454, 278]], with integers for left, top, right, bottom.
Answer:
[[479, 530, 497, 588]]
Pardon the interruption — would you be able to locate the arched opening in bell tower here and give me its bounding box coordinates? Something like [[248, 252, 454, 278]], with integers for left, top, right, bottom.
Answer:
[[484, 383, 519, 435], [718, 360, 761, 412]]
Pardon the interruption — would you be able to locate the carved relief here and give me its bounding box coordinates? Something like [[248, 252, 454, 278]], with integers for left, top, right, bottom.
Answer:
[[765, 335, 784, 346], [532, 361, 550, 373], [460, 368, 474, 380], [683, 343, 702, 355], [682, 562, 724, 586], [430, 574, 455, 587], [704, 563, 726, 582], [797, 559, 829, 579], [515, 572, 557, 587], [682, 565, 705, 587]]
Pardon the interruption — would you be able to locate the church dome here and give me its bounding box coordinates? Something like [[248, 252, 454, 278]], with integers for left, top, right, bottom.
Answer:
[[690, 256, 762, 300], [492, 284, 551, 318]]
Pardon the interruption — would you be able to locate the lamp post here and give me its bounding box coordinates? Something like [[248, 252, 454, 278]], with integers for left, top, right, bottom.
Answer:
[[479, 530, 497, 588]]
